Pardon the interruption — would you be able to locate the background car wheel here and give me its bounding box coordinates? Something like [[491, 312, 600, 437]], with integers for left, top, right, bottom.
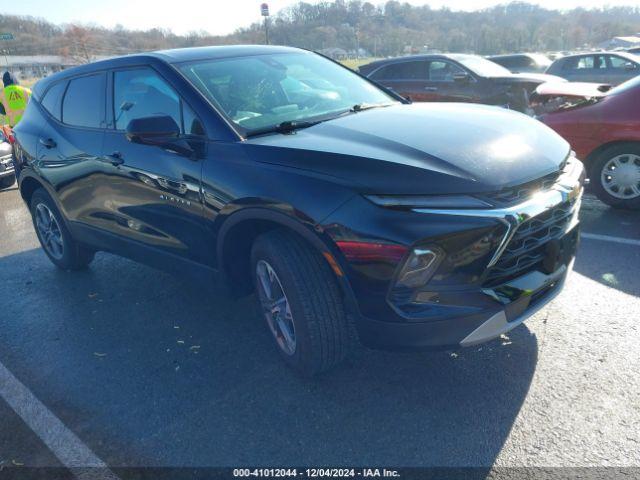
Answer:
[[30, 188, 95, 270], [251, 230, 352, 376], [591, 144, 640, 210], [0, 175, 15, 189]]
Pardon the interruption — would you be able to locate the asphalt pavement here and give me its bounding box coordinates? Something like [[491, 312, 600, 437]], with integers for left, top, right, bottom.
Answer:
[[0, 184, 639, 475]]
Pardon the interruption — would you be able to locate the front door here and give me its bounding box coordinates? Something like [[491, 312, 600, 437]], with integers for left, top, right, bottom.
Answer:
[[425, 60, 476, 102], [100, 66, 209, 265]]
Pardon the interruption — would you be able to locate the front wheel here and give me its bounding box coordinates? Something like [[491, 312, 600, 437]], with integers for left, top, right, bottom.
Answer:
[[251, 230, 353, 376], [30, 188, 95, 270], [590, 144, 640, 210]]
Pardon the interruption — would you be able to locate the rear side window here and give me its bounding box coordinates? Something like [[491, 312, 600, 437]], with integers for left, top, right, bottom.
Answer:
[[41, 81, 66, 121], [371, 61, 426, 80], [62, 74, 105, 128]]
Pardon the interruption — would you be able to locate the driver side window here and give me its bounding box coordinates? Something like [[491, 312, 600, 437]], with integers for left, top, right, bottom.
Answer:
[[428, 61, 465, 81], [113, 68, 203, 135]]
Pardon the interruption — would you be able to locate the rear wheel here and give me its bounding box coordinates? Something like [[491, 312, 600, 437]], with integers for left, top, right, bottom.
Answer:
[[591, 144, 640, 210], [251, 230, 352, 376], [30, 188, 94, 270]]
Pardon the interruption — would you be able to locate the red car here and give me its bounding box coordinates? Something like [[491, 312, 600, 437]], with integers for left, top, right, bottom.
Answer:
[[537, 77, 640, 209]]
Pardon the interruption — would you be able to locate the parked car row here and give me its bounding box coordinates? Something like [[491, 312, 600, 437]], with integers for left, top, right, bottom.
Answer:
[[359, 51, 640, 209], [358, 53, 564, 113], [485, 51, 640, 86]]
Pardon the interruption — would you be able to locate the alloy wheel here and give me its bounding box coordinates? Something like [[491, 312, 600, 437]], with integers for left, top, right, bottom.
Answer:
[[255, 260, 296, 356], [35, 203, 64, 260], [601, 154, 640, 200]]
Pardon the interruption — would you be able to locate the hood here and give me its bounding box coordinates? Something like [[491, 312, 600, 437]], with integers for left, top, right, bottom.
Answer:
[[496, 72, 567, 84], [244, 103, 570, 195], [535, 81, 611, 99]]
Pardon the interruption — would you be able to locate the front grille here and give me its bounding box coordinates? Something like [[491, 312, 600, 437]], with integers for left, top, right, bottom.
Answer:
[[483, 171, 560, 206], [483, 198, 576, 287]]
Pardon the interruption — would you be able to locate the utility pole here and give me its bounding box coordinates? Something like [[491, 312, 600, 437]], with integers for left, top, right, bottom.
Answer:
[[261, 3, 270, 45], [0, 33, 14, 68]]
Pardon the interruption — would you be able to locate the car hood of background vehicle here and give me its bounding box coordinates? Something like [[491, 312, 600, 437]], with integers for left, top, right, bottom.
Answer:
[[493, 72, 567, 84], [244, 103, 570, 195]]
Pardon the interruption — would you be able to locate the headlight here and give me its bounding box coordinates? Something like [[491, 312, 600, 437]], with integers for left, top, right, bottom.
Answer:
[[365, 194, 491, 209], [395, 246, 444, 288]]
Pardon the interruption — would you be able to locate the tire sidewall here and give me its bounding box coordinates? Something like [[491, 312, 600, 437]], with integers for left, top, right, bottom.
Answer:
[[251, 241, 317, 374], [590, 144, 640, 210], [30, 189, 76, 269]]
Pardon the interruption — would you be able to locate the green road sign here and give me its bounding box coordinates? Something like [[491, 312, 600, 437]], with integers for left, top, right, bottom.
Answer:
[[0, 33, 14, 40]]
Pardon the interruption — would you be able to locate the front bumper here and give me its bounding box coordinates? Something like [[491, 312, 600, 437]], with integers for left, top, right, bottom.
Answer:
[[327, 157, 585, 350], [355, 255, 575, 350]]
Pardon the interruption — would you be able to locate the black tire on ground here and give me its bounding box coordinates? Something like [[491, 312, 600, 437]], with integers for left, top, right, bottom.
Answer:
[[0, 175, 15, 189], [590, 143, 640, 210], [30, 188, 95, 270], [251, 229, 352, 376]]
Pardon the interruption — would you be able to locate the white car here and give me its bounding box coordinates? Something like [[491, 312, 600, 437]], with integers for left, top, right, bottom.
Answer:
[[0, 129, 15, 189]]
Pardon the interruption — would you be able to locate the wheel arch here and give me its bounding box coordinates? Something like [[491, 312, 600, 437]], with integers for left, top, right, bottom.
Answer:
[[585, 140, 640, 175], [19, 174, 49, 206], [216, 208, 359, 315]]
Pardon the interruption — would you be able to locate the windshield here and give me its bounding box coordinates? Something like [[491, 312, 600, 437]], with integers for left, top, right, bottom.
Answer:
[[178, 52, 397, 135], [455, 55, 512, 77]]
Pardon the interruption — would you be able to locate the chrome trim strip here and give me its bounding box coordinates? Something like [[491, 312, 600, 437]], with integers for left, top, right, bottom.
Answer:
[[414, 158, 584, 268]]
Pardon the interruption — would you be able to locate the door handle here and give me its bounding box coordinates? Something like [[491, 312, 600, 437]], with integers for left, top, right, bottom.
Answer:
[[106, 151, 124, 166], [39, 138, 56, 149], [424, 86, 438, 92]]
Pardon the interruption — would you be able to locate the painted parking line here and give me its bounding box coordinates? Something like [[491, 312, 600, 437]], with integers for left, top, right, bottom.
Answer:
[[581, 232, 640, 247], [0, 362, 119, 480]]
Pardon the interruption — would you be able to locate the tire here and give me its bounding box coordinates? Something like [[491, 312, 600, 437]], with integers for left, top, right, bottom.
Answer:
[[251, 230, 352, 376], [30, 188, 95, 270], [0, 175, 15, 189], [590, 143, 640, 210]]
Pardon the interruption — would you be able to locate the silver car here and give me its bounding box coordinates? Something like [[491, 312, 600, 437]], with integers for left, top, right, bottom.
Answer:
[[546, 52, 640, 85]]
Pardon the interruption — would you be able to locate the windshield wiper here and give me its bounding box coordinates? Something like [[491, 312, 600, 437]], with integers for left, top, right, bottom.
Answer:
[[351, 102, 396, 112], [244, 103, 396, 138], [245, 119, 323, 137]]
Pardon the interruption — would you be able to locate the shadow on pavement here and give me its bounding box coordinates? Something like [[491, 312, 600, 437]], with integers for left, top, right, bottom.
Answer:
[[0, 248, 538, 468]]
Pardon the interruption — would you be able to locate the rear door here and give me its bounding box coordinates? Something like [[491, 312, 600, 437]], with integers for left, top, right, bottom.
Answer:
[[369, 60, 430, 101], [36, 73, 109, 227], [607, 55, 640, 85], [99, 66, 209, 264], [563, 55, 608, 83]]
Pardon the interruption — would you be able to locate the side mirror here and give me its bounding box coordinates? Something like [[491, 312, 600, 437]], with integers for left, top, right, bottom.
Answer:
[[453, 72, 471, 83], [125, 115, 180, 145], [624, 62, 637, 71]]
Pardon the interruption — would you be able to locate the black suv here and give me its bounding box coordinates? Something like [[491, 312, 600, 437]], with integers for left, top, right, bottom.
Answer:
[[13, 46, 585, 375]]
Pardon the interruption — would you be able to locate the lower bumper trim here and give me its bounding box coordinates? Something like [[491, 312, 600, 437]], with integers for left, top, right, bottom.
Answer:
[[460, 259, 571, 347]]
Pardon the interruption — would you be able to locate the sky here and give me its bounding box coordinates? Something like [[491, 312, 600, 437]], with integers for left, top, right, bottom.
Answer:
[[3, 0, 639, 36]]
